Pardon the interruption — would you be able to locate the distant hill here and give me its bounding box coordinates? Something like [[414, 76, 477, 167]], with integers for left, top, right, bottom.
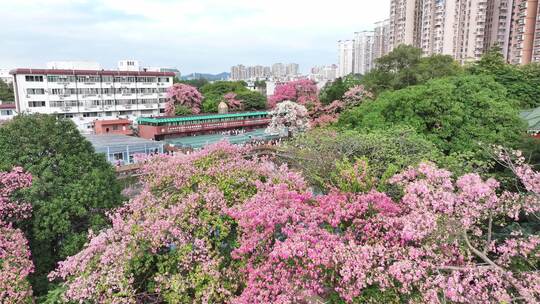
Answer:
[[181, 72, 230, 81]]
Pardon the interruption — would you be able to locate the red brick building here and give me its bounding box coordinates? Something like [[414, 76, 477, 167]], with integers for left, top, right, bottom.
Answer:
[[94, 119, 133, 135]]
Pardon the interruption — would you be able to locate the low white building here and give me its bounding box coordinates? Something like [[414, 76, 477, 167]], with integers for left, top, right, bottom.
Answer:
[[0, 103, 16, 120], [10, 67, 174, 132]]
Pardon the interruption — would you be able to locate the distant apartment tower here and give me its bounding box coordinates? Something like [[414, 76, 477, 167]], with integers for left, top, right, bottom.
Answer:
[[389, 0, 421, 50], [508, 0, 540, 64], [286, 63, 299, 76], [338, 40, 355, 77], [10, 67, 174, 132], [353, 31, 375, 75], [230, 64, 247, 80], [373, 19, 391, 61], [271, 63, 286, 77]]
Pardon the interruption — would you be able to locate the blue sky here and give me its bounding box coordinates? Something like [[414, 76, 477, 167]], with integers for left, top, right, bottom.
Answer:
[[0, 0, 389, 74]]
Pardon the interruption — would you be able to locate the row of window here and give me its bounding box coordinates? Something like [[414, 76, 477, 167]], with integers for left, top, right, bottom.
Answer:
[[147, 115, 268, 127], [43, 75, 170, 83], [32, 98, 166, 108], [58, 109, 157, 119], [28, 88, 168, 95]]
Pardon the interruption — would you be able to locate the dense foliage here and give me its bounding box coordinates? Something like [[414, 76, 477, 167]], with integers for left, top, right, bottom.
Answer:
[[319, 75, 365, 106], [200, 81, 266, 113], [48, 142, 540, 303], [338, 75, 526, 154], [0, 79, 14, 102], [0, 114, 123, 295], [468, 48, 540, 109], [49, 142, 308, 303], [361, 45, 462, 95], [173, 77, 209, 89], [282, 128, 440, 192]]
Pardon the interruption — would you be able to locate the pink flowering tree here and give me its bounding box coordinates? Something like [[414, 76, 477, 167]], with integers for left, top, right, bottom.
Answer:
[[342, 85, 374, 108], [310, 85, 373, 127], [49, 142, 308, 303], [231, 159, 540, 303], [223, 92, 243, 111], [0, 167, 34, 303], [268, 79, 319, 109], [164, 83, 203, 116], [48, 145, 540, 303]]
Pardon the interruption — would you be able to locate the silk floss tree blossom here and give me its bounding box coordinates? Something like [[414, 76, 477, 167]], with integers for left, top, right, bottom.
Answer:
[[231, 157, 540, 303], [267, 79, 319, 108], [49, 142, 309, 303], [48, 144, 540, 303], [223, 92, 242, 111], [265, 100, 310, 137], [343, 85, 373, 108], [0, 167, 34, 303], [164, 83, 203, 116]]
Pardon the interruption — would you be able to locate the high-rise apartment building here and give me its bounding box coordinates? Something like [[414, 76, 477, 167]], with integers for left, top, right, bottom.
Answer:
[[373, 19, 391, 62], [386, 0, 539, 64], [271, 63, 286, 78], [230, 64, 247, 80], [338, 40, 355, 77], [508, 0, 539, 64], [353, 31, 375, 75], [286, 63, 299, 76], [389, 0, 421, 50]]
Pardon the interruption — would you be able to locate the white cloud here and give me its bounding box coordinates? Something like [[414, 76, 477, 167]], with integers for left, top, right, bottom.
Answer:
[[0, 0, 389, 73]]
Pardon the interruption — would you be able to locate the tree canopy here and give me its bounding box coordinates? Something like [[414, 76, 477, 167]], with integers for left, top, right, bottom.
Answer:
[[468, 47, 540, 109], [200, 81, 266, 113], [0, 114, 123, 294], [0, 79, 14, 102], [338, 75, 526, 154], [361, 45, 462, 95]]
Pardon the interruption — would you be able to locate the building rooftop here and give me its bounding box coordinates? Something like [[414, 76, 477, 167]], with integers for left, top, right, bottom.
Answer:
[[520, 107, 540, 132], [0, 103, 16, 109], [83, 134, 163, 154], [9, 68, 175, 77], [137, 111, 269, 125]]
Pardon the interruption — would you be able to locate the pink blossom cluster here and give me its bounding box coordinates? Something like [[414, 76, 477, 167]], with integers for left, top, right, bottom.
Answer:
[[0, 167, 34, 302], [268, 79, 319, 108], [164, 83, 203, 116], [342, 85, 374, 107], [223, 92, 242, 110], [49, 141, 308, 303], [50, 144, 540, 303]]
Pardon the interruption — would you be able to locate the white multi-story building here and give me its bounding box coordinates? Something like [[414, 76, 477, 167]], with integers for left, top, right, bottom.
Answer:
[[285, 63, 299, 76], [354, 31, 375, 75], [271, 63, 286, 78], [118, 60, 140, 71], [10, 68, 174, 132], [338, 40, 355, 77]]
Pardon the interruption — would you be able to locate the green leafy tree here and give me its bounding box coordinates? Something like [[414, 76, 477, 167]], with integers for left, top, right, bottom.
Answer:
[[319, 77, 347, 105], [468, 47, 540, 108], [236, 91, 266, 110], [200, 81, 266, 112], [0, 79, 14, 102], [0, 114, 123, 295], [362, 45, 461, 95], [282, 128, 440, 193], [173, 77, 209, 89], [339, 75, 526, 154]]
